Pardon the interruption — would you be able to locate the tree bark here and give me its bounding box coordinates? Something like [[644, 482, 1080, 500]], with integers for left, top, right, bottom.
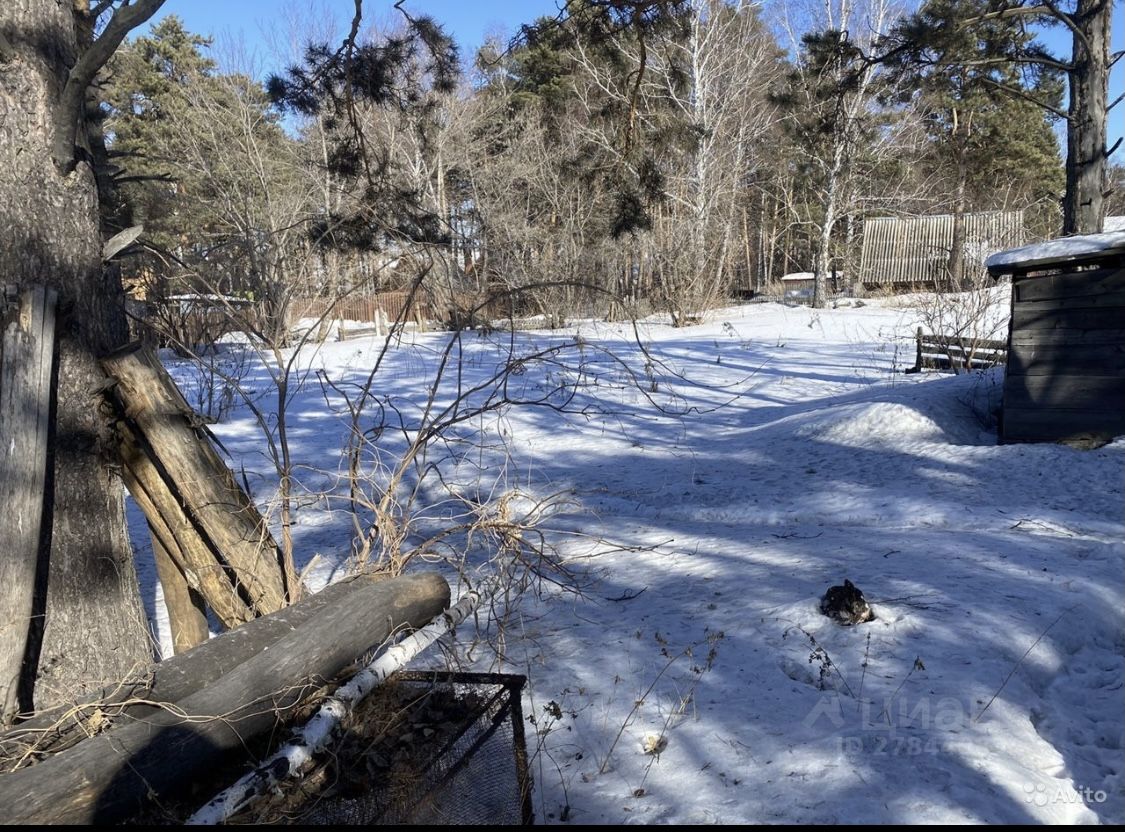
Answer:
[[948, 169, 967, 289], [1, 570, 395, 757], [1063, 0, 1111, 235], [0, 1, 158, 712], [101, 344, 291, 618]]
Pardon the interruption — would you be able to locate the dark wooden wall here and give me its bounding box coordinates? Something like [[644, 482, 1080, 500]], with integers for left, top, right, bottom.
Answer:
[[1002, 256, 1125, 443]]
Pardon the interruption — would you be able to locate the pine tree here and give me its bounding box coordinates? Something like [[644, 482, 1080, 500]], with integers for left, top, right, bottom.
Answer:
[[887, 0, 1065, 284], [883, 0, 1113, 234], [0, 0, 165, 722]]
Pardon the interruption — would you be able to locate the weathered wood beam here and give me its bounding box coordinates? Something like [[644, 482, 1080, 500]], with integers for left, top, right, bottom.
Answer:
[[150, 529, 210, 655], [116, 418, 255, 628], [0, 572, 450, 825], [0, 285, 57, 727], [101, 344, 290, 616]]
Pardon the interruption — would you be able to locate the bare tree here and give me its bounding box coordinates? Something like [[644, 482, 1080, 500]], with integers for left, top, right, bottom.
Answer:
[[776, 0, 900, 308]]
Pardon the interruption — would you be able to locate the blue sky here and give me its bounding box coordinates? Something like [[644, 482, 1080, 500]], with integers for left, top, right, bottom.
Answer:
[[148, 1, 1120, 162], [148, 1, 562, 61]]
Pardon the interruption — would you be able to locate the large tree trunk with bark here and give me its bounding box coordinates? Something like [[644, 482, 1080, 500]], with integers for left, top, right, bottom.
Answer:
[[0, 1, 154, 715], [1063, 0, 1111, 235]]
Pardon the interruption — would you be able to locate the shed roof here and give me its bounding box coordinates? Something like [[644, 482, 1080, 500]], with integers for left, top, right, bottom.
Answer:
[[986, 217, 1125, 274]]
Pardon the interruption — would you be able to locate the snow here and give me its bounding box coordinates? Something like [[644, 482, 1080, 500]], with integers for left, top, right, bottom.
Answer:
[[986, 230, 1125, 271], [131, 294, 1124, 824]]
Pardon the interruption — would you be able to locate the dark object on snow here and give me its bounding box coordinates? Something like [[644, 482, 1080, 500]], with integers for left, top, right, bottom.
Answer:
[[820, 579, 875, 625]]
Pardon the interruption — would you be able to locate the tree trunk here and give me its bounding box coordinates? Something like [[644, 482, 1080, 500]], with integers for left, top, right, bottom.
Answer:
[[948, 170, 967, 290], [814, 189, 837, 310], [0, 572, 451, 825], [0, 1, 154, 712], [1063, 0, 1111, 235]]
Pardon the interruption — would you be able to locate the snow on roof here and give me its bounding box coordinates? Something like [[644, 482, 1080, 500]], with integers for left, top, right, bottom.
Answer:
[[986, 218, 1125, 272]]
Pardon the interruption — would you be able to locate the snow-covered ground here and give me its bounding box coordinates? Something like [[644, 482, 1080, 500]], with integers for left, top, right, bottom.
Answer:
[[131, 293, 1124, 824]]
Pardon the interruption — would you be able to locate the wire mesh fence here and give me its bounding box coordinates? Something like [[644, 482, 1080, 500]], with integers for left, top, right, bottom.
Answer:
[[233, 671, 533, 826]]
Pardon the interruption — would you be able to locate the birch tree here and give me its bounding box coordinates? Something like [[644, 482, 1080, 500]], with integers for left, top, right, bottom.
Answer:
[[775, 0, 898, 308]]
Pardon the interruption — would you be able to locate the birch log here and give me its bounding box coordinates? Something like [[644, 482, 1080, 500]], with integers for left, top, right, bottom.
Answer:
[[189, 573, 502, 825], [0, 572, 450, 825]]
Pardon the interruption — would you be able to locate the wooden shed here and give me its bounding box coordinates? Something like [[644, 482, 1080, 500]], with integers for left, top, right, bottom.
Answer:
[[985, 231, 1125, 444]]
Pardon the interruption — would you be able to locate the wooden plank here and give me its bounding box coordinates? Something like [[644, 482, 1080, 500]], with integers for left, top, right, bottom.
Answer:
[[1014, 268, 1125, 302], [0, 285, 56, 727], [1003, 375, 1125, 410], [1009, 328, 1125, 347], [0, 573, 451, 825], [1008, 343, 1125, 377], [1014, 290, 1125, 311], [118, 424, 255, 629], [101, 345, 289, 616], [1011, 306, 1125, 332], [150, 529, 210, 655], [1002, 407, 1125, 443]]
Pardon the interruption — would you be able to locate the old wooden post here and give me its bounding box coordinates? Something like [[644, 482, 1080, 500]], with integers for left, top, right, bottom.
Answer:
[[101, 344, 291, 625], [0, 285, 57, 726], [150, 531, 210, 654]]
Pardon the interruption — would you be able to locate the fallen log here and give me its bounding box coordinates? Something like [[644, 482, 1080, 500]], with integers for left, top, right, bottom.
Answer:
[[190, 570, 504, 824], [0, 285, 57, 727], [0, 570, 396, 760], [101, 343, 291, 618], [0, 571, 449, 825]]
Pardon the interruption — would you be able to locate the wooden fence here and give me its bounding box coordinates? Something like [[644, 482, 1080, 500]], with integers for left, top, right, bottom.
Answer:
[[287, 291, 435, 326], [859, 211, 1025, 286]]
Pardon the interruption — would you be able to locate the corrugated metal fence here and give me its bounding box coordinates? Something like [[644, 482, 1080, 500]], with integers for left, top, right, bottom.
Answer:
[[859, 211, 1025, 286]]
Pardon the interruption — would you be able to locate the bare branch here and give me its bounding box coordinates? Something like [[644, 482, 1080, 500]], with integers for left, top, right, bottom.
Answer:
[[979, 75, 1069, 120], [54, 0, 166, 172]]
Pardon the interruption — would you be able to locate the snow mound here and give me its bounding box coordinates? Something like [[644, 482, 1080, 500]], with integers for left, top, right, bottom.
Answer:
[[790, 377, 999, 449]]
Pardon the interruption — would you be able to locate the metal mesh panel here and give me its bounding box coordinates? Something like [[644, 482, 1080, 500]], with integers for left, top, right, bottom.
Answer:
[[290, 672, 532, 826]]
